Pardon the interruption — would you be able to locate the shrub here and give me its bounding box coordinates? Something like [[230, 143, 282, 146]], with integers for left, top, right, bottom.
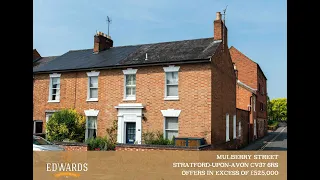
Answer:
[[46, 109, 86, 142], [86, 136, 115, 151], [142, 131, 174, 145]]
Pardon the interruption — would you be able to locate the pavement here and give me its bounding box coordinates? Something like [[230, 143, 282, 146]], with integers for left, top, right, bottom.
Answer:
[[240, 122, 287, 151]]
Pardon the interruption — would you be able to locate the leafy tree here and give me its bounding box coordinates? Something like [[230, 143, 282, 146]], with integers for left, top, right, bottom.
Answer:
[[268, 98, 287, 121], [46, 109, 86, 142]]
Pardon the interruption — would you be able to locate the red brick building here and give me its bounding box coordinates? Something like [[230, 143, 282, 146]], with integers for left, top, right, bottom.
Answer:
[[230, 46, 268, 142], [33, 12, 244, 149]]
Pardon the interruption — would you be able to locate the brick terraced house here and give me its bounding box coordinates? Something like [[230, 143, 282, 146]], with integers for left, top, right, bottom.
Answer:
[[230, 46, 268, 143], [33, 12, 264, 149]]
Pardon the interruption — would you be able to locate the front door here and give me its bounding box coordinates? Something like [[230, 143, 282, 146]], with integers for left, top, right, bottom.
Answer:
[[126, 122, 136, 144]]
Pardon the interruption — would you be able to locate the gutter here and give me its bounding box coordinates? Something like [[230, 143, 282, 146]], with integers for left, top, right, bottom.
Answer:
[[33, 58, 211, 74], [237, 80, 257, 94]]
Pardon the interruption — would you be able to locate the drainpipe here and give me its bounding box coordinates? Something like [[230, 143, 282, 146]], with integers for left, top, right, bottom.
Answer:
[[248, 95, 252, 143]]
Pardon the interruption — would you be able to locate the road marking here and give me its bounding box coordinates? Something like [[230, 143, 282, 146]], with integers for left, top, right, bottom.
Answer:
[[259, 126, 287, 151]]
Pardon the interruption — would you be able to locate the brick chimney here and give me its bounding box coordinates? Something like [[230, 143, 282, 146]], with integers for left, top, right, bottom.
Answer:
[[93, 31, 113, 53], [214, 12, 228, 47]]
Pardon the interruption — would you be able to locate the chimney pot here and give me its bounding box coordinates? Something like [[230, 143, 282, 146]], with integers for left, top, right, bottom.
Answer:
[[216, 12, 221, 20]]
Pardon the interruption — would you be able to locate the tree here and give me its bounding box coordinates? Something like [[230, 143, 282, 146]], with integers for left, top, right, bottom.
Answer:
[[267, 96, 274, 120], [268, 98, 287, 122], [46, 109, 86, 142]]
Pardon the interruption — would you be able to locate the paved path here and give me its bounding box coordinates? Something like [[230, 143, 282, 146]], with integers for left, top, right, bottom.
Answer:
[[241, 122, 287, 151]]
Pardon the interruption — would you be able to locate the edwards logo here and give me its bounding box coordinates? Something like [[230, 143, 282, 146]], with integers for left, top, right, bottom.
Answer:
[[46, 163, 88, 178]]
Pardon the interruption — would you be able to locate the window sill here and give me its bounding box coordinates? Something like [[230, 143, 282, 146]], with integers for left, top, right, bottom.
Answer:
[[48, 100, 60, 103], [86, 99, 98, 102], [226, 139, 230, 142], [164, 97, 179, 101], [123, 97, 136, 101]]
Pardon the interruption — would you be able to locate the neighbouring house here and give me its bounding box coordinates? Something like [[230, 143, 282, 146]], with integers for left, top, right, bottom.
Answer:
[[230, 46, 268, 142], [33, 12, 246, 149], [33, 49, 58, 136]]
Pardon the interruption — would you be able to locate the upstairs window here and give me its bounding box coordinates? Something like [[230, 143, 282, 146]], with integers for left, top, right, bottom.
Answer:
[[163, 66, 180, 100], [123, 68, 138, 101], [48, 73, 61, 102], [86, 71, 100, 101]]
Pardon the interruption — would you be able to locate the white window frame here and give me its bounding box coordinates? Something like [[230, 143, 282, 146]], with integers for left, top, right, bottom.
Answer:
[[33, 120, 43, 134], [163, 65, 180, 101], [86, 71, 100, 102], [252, 96, 256, 112], [84, 109, 99, 140], [48, 73, 61, 103], [226, 113, 230, 142], [45, 111, 56, 132], [161, 109, 181, 139], [238, 121, 241, 138], [123, 68, 138, 101], [233, 115, 236, 139]]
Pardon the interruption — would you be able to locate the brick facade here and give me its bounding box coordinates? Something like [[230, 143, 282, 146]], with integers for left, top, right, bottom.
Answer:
[[230, 46, 268, 141]]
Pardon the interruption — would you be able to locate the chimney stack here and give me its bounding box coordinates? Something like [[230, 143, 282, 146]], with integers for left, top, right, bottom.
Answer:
[[214, 11, 228, 47], [93, 31, 113, 53]]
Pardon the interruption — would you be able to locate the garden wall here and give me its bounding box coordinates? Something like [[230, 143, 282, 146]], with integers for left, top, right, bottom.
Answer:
[[53, 142, 88, 151]]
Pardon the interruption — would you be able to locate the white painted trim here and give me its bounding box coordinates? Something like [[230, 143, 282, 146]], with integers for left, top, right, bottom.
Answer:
[[237, 80, 257, 94], [84, 109, 99, 117], [87, 74, 99, 101], [123, 73, 136, 101], [86, 71, 100, 77], [115, 103, 144, 109], [226, 113, 230, 142], [48, 74, 61, 102], [48, 100, 60, 103], [233, 115, 236, 139], [163, 65, 180, 72], [164, 97, 179, 101], [160, 109, 181, 117], [122, 68, 138, 75], [86, 98, 98, 102], [252, 96, 256, 112], [164, 68, 179, 99], [49, 73, 61, 78]]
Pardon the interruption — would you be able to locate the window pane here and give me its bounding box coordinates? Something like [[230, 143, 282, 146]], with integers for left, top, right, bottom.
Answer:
[[90, 88, 98, 98], [87, 129, 96, 139], [126, 75, 136, 85], [165, 130, 178, 140], [90, 77, 98, 88], [35, 121, 43, 133], [126, 87, 136, 96], [87, 117, 97, 129], [167, 85, 178, 96], [165, 117, 178, 129], [166, 72, 178, 84], [52, 94, 56, 100], [52, 77, 60, 85]]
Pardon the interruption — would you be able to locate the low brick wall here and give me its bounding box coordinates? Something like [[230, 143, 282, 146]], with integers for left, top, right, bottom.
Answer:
[[53, 142, 88, 151], [212, 139, 242, 150], [115, 144, 213, 151]]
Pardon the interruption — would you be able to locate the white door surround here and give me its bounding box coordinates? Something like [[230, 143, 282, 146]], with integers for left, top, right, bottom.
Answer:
[[115, 103, 144, 144]]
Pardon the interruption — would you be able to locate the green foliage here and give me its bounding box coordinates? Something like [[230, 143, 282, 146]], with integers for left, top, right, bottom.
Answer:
[[268, 120, 279, 130], [267, 97, 287, 121], [106, 120, 118, 146], [86, 136, 115, 151], [46, 109, 86, 142], [142, 131, 174, 145]]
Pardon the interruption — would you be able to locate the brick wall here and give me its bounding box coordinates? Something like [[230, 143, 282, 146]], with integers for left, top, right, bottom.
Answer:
[[115, 144, 213, 151], [33, 63, 213, 143], [230, 46, 267, 141], [54, 142, 88, 151], [236, 108, 250, 147], [210, 44, 237, 146]]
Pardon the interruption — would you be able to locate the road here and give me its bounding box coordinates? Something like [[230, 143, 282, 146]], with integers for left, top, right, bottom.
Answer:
[[260, 123, 287, 151]]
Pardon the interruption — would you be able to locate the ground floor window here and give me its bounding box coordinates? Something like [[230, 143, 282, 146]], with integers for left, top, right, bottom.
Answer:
[[86, 116, 97, 140], [33, 120, 43, 134], [164, 117, 178, 140]]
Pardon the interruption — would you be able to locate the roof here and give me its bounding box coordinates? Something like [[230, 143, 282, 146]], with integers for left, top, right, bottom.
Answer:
[[237, 80, 257, 94], [33, 49, 41, 61], [33, 56, 58, 70], [229, 46, 267, 80], [33, 38, 222, 73]]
